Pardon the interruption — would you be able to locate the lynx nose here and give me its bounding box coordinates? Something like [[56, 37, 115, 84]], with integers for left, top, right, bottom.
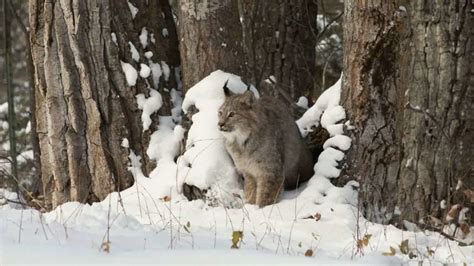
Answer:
[[218, 121, 225, 129]]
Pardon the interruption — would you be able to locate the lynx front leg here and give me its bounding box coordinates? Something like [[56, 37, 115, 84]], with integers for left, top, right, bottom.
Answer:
[[255, 176, 284, 207], [243, 175, 256, 204]]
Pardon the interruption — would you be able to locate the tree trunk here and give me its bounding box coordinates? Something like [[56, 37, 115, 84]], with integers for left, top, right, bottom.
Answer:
[[342, 0, 473, 225], [177, 0, 246, 90], [29, 0, 180, 209], [3, 0, 18, 192], [237, 0, 318, 100], [398, 0, 473, 225], [177, 0, 318, 102]]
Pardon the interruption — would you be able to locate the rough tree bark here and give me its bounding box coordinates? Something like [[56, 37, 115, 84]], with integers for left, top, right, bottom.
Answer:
[[342, 0, 473, 225], [177, 0, 246, 90], [177, 0, 318, 101], [29, 0, 180, 209]]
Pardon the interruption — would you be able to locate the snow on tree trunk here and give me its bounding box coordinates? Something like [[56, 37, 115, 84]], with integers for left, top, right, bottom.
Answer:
[[342, 1, 473, 225], [29, 0, 180, 209]]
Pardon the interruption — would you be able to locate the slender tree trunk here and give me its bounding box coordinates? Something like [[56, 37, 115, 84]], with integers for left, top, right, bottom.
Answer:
[[29, 0, 180, 209], [3, 0, 18, 191], [342, 0, 473, 225]]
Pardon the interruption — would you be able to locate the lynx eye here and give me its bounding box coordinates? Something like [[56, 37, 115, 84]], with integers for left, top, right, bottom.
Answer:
[[228, 111, 235, 118], [218, 110, 223, 116]]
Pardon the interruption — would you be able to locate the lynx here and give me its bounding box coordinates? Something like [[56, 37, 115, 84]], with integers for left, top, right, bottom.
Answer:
[[218, 82, 314, 207]]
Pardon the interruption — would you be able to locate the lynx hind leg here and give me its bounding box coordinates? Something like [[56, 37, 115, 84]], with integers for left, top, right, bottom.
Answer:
[[244, 175, 256, 204], [256, 176, 284, 207]]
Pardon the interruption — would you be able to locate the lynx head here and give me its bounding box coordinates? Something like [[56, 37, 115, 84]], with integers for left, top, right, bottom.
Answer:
[[218, 81, 257, 143]]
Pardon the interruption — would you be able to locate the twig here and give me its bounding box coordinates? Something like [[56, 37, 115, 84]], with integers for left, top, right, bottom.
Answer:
[[315, 12, 344, 43], [18, 208, 23, 243], [417, 223, 470, 245], [405, 103, 451, 140], [169, 188, 173, 249], [38, 212, 48, 240]]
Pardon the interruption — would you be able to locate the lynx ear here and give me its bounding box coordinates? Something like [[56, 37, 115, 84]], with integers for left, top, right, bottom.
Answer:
[[242, 90, 255, 105], [223, 80, 233, 97]]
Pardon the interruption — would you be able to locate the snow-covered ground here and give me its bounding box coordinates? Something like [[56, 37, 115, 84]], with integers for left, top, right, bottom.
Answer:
[[1, 71, 472, 265], [1, 188, 471, 265]]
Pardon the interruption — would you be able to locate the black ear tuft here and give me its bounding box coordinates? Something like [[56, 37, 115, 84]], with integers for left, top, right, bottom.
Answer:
[[223, 80, 232, 97]]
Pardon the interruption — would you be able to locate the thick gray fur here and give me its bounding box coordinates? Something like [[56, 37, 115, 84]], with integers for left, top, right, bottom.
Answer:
[[218, 86, 313, 207]]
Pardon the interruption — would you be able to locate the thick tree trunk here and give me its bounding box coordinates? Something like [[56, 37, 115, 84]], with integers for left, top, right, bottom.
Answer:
[[341, 1, 404, 222], [398, 0, 473, 225], [237, 0, 318, 100], [177, 0, 245, 90], [29, 0, 180, 209], [342, 0, 473, 226], [177, 0, 318, 101]]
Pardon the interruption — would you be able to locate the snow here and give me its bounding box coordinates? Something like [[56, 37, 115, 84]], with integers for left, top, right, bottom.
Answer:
[[147, 117, 183, 162], [25, 121, 31, 134], [162, 28, 169, 37], [296, 96, 309, 109], [440, 199, 447, 209], [139, 63, 151, 78], [1, 121, 8, 130], [297, 75, 342, 137], [16, 150, 33, 164], [129, 42, 140, 62], [136, 89, 163, 131], [316, 14, 338, 31], [313, 147, 345, 178], [323, 135, 351, 151], [127, 1, 138, 19], [111, 32, 118, 45], [121, 138, 129, 148], [139, 27, 148, 48], [161, 61, 170, 81], [170, 88, 182, 122], [1, 183, 470, 264], [0, 102, 7, 113], [120, 61, 138, 86], [144, 51, 153, 59], [150, 62, 162, 88], [1, 72, 472, 265], [316, 15, 328, 30]]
